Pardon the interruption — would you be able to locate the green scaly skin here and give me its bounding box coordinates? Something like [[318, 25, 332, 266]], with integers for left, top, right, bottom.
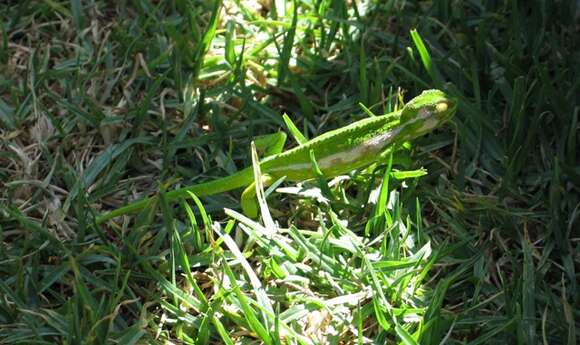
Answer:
[[96, 89, 456, 224]]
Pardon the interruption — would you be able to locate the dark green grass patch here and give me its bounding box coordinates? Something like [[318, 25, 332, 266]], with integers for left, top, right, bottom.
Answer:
[[1, 0, 578, 344]]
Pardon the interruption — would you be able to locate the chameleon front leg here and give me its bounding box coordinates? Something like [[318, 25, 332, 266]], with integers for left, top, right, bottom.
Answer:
[[378, 145, 413, 168]]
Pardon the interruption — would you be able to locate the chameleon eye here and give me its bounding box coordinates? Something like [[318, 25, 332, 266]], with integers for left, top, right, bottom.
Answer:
[[436, 101, 449, 113]]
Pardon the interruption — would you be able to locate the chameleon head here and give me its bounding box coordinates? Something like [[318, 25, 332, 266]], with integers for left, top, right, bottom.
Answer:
[[398, 89, 457, 139]]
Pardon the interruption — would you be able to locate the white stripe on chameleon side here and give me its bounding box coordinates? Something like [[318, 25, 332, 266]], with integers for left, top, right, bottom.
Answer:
[[268, 126, 402, 172]]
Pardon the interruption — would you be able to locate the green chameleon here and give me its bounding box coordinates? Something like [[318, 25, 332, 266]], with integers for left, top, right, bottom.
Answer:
[[97, 89, 456, 224]]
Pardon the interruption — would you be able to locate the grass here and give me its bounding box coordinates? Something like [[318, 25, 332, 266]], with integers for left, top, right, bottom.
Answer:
[[0, 0, 578, 344]]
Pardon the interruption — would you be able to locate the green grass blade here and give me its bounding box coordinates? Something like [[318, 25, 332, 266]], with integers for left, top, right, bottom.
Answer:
[[277, 0, 297, 85], [410, 29, 443, 87], [283, 113, 308, 144]]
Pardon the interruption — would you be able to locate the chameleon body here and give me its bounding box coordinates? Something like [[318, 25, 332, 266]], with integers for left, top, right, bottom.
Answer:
[[97, 89, 456, 223]]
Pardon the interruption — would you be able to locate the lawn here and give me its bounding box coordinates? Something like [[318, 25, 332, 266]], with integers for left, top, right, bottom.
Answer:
[[0, 1, 578, 344]]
